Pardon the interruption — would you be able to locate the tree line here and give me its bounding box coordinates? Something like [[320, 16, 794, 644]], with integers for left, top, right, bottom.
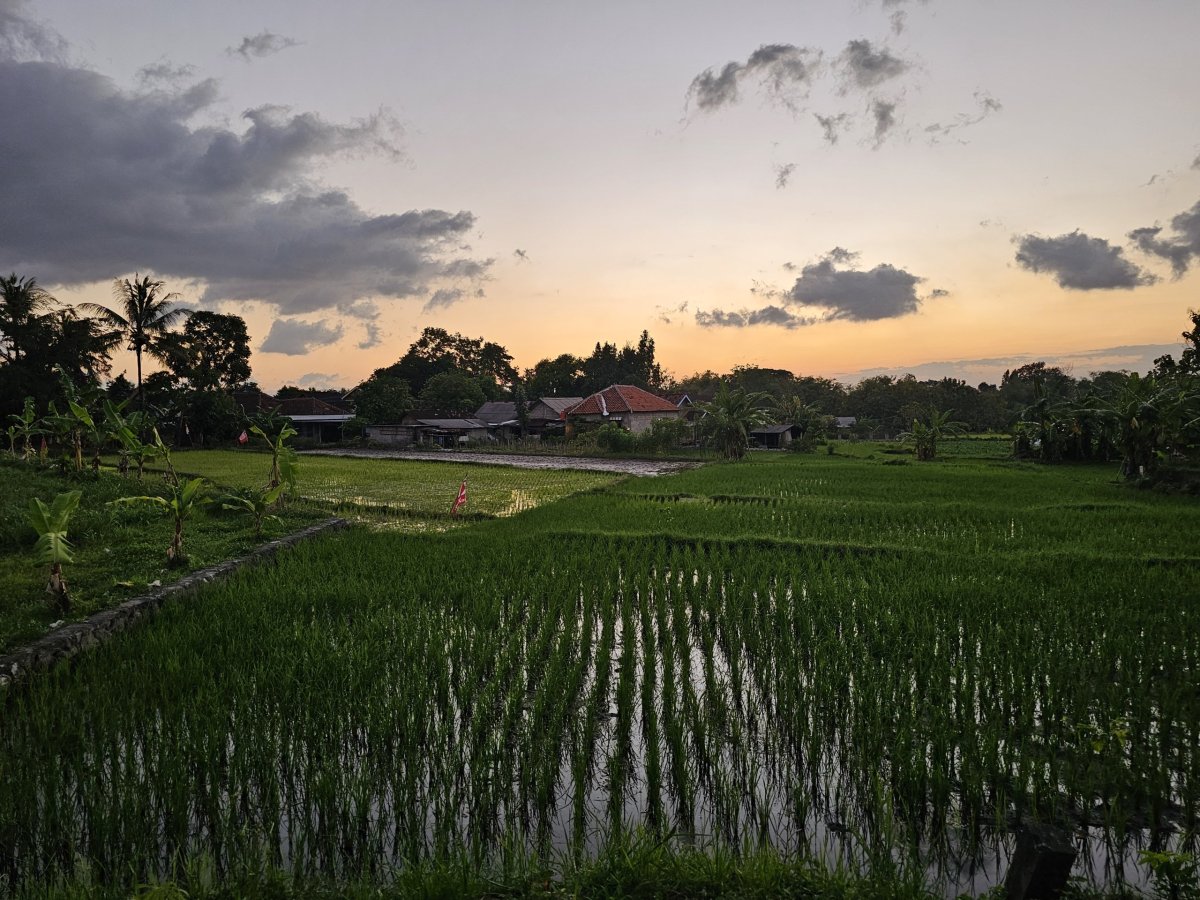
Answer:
[[3, 271, 1198, 480]]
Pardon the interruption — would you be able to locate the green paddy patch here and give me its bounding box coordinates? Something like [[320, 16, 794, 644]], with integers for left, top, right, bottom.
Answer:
[[2, 451, 1197, 897]]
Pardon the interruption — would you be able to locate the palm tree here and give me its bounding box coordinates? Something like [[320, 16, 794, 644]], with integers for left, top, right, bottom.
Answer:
[[0, 273, 53, 364], [900, 407, 966, 461], [80, 274, 189, 411], [699, 382, 771, 460]]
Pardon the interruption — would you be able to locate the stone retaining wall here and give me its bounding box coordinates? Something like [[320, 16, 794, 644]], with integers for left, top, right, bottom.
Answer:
[[0, 518, 349, 690]]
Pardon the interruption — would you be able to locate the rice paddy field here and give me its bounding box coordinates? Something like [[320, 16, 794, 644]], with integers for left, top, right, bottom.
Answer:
[[2, 447, 1198, 897]]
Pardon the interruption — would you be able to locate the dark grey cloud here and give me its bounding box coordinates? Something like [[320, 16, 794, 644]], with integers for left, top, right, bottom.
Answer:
[[687, 43, 821, 112], [787, 249, 922, 320], [871, 100, 898, 144], [697, 248, 924, 329], [513, 248, 529, 263], [695, 305, 813, 329], [838, 39, 910, 91], [890, 12, 907, 35], [1129, 200, 1200, 277], [774, 162, 796, 189], [260, 318, 344, 355], [0, 0, 65, 61], [358, 322, 382, 350], [0, 7, 488, 325], [137, 60, 197, 86], [814, 112, 849, 144], [228, 30, 299, 60], [1193, 152, 1200, 170], [1014, 231, 1157, 290], [928, 288, 950, 299]]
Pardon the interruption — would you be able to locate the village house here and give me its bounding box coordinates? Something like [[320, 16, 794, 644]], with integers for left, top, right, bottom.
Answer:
[[564, 385, 683, 435], [233, 390, 355, 443]]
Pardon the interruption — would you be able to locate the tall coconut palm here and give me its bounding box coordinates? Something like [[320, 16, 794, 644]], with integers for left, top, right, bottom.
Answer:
[[0, 273, 53, 364], [80, 274, 190, 412]]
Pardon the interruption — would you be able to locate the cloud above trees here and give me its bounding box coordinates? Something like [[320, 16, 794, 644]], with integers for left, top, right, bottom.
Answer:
[[228, 30, 299, 60], [1014, 196, 1200, 290], [260, 318, 344, 355], [1129, 200, 1200, 278], [1014, 231, 1158, 290], [0, 5, 489, 335], [686, 33, 994, 150], [687, 43, 822, 112], [696, 249, 926, 329]]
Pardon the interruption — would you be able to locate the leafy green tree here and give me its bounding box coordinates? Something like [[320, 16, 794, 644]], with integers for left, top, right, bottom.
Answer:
[[699, 382, 771, 460], [382, 327, 517, 395], [81, 274, 190, 411], [26, 490, 82, 613], [352, 372, 414, 423], [157, 311, 251, 392], [417, 371, 487, 416], [524, 354, 586, 397], [580, 331, 664, 393]]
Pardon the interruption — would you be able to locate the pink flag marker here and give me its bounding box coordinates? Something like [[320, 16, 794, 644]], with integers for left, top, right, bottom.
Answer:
[[451, 479, 468, 515]]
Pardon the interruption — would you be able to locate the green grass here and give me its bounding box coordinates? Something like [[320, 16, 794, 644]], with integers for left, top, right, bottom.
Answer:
[[0, 460, 327, 652], [0, 452, 616, 653], [1, 451, 1196, 896], [144, 449, 619, 524]]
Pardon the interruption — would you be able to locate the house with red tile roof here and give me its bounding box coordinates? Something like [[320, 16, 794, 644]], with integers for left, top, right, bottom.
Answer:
[[564, 385, 684, 435]]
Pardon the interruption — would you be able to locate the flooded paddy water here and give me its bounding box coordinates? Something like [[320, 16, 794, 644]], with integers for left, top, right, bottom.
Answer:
[[1, 452, 1197, 895]]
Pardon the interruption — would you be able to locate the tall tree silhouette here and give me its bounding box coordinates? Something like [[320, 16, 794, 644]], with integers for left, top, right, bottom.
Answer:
[[82, 275, 190, 411]]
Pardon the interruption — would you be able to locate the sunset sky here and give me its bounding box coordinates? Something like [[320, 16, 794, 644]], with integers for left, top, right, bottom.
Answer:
[[3, 0, 1199, 391]]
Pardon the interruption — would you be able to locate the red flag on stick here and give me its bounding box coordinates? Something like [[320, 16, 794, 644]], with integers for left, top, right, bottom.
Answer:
[[451, 479, 468, 515]]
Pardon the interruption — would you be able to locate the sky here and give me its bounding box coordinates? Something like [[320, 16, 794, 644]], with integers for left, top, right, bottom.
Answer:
[[2, 0, 1199, 392]]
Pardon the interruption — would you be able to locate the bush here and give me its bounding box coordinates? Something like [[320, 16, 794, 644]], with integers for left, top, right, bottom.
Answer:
[[595, 423, 635, 453], [636, 418, 688, 455]]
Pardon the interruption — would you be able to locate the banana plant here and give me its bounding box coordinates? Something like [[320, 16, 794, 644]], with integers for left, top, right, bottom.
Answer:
[[7, 396, 43, 461], [212, 483, 285, 539], [110, 475, 207, 565], [26, 490, 83, 614], [249, 412, 299, 500], [104, 401, 158, 479]]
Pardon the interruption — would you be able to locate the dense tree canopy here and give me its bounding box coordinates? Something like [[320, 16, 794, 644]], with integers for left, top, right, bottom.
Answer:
[[158, 311, 252, 392], [380, 327, 517, 397]]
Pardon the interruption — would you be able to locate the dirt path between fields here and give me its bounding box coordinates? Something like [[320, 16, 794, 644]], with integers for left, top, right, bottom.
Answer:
[[303, 448, 699, 477]]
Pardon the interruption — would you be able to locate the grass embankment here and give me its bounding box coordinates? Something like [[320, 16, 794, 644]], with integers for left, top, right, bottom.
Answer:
[[1, 453, 616, 653], [0, 460, 326, 652], [2, 449, 1197, 897]]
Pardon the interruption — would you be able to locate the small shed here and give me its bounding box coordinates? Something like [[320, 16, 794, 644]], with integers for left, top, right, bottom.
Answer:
[[750, 423, 803, 449]]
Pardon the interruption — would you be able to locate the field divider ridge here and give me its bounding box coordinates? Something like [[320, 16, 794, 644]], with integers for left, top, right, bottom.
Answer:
[[0, 517, 350, 690]]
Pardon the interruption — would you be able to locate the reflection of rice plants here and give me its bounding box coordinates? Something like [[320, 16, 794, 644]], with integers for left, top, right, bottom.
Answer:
[[2, 452, 1198, 895]]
